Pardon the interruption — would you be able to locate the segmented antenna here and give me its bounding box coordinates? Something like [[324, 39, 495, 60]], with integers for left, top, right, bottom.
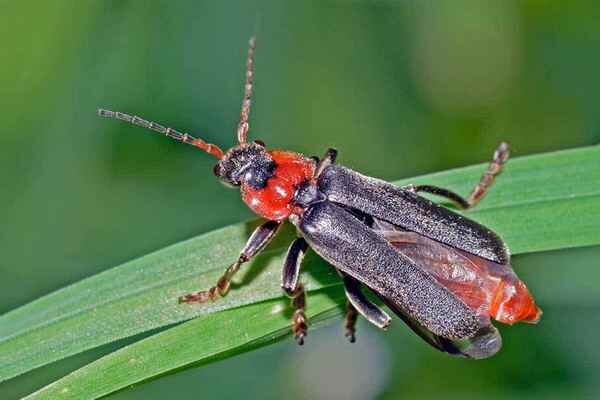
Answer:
[[237, 36, 257, 144], [98, 109, 224, 159]]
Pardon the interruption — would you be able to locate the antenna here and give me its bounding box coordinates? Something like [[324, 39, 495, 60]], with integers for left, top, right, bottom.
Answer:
[[98, 109, 224, 159], [236, 37, 257, 144]]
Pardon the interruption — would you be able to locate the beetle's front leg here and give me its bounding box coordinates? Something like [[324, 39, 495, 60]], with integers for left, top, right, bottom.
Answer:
[[281, 237, 309, 345], [405, 142, 510, 210], [179, 220, 282, 304], [340, 272, 391, 342]]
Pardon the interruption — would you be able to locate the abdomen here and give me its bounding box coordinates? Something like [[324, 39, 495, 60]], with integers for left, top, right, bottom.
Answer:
[[380, 229, 541, 325]]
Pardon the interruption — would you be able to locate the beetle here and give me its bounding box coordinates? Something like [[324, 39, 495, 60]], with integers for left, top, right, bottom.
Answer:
[[98, 37, 541, 359]]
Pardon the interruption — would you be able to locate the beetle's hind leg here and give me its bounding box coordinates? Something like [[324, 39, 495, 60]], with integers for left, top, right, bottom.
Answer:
[[340, 272, 391, 342], [282, 238, 310, 345], [407, 142, 509, 209], [405, 185, 471, 209], [178, 220, 281, 304], [467, 141, 510, 207], [344, 301, 358, 343]]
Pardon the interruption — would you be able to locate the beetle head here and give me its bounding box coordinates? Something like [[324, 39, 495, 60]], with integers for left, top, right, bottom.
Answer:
[[213, 140, 275, 189]]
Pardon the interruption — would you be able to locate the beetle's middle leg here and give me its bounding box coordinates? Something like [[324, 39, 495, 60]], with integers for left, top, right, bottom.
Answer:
[[282, 237, 310, 345], [178, 220, 281, 304], [406, 142, 510, 209]]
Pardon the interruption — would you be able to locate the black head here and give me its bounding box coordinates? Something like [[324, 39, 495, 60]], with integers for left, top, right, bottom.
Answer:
[[213, 141, 275, 189]]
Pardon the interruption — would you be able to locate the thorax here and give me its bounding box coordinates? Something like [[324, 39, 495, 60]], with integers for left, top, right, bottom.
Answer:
[[241, 150, 315, 220]]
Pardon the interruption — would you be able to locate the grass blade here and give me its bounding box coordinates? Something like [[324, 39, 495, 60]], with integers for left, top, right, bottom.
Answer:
[[1, 145, 599, 389], [23, 290, 346, 400]]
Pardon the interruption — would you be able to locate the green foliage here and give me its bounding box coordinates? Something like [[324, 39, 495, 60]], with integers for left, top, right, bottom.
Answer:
[[1, 145, 599, 399], [22, 291, 345, 400]]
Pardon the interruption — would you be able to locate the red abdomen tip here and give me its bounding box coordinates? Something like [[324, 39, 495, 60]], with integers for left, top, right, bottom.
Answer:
[[385, 231, 542, 326], [491, 279, 542, 324]]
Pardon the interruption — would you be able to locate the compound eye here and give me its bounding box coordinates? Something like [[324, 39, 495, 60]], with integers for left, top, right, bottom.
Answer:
[[212, 163, 222, 177], [213, 163, 238, 188], [253, 140, 266, 148]]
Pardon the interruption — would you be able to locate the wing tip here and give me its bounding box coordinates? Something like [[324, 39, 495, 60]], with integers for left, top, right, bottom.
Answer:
[[454, 325, 503, 359]]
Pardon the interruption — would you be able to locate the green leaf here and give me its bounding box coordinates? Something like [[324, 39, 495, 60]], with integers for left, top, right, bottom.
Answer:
[[22, 290, 346, 400], [1, 145, 599, 398]]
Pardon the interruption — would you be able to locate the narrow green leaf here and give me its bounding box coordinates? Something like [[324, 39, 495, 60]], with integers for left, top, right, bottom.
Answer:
[[1, 145, 599, 388], [23, 290, 346, 400]]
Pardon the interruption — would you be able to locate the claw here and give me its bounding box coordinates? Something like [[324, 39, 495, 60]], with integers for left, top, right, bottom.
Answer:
[[295, 332, 306, 345], [345, 330, 356, 343]]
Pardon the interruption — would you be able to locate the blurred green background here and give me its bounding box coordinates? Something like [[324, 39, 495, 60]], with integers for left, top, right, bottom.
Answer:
[[1, 1, 600, 399]]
